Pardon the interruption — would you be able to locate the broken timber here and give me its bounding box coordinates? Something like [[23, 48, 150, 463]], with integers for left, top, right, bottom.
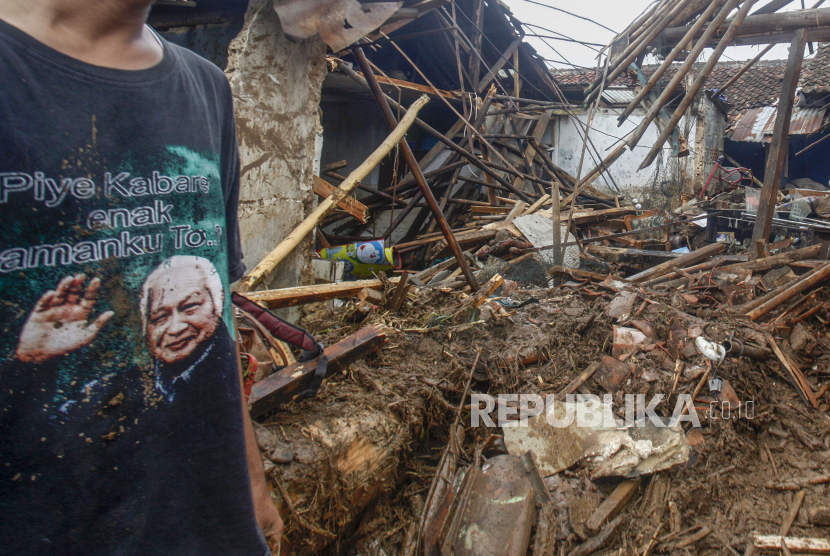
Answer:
[[352, 46, 479, 292], [248, 324, 388, 417], [245, 277, 399, 309], [236, 95, 429, 294], [627, 243, 725, 283]]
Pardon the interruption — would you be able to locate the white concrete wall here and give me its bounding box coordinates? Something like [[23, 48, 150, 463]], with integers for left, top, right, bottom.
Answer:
[[550, 107, 699, 209], [225, 0, 327, 295]]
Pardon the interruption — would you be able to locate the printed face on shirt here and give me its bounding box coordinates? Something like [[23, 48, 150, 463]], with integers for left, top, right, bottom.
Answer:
[[141, 257, 224, 364]]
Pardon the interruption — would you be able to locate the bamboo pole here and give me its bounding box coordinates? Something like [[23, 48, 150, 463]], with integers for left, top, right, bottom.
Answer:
[[747, 262, 830, 320], [716, 43, 775, 96], [584, 0, 693, 106], [638, 0, 758, 170], [617, 0, 727, 126], [234, 95, 429, 294], [626, 0, 744, 152], [352, 45, 479, 291]]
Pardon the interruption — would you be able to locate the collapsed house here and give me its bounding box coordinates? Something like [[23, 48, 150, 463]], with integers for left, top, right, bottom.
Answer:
[[149, 0, 830, 554]]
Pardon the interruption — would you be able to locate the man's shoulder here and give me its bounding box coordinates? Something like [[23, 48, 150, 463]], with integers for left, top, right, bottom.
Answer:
[[165, 39, 231, 95]]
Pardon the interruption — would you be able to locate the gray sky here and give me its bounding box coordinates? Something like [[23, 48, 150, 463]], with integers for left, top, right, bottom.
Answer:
[[501, 0, 804, 71]]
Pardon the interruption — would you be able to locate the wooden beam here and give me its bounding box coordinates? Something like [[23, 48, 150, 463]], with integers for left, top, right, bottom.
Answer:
[[751, 29, 808, 252], [662, 7, 830, 44], [235, 95, 429, 294], [627, 242, 725, 282], [585, 479, 641, 532], [246, 277, 399, 309], [313, 176, 368, 223], [753, 535, 830, 553], [248, 324, 388, 417], [476, 37, 523, 94]]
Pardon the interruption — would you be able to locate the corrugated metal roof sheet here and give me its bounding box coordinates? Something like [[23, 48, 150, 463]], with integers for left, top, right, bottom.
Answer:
[[601, 88, 637, 105], [730, 106, 827, 142]]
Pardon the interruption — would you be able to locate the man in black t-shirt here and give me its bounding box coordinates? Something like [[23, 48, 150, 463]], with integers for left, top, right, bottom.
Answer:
[[0, 1, 283, 554]]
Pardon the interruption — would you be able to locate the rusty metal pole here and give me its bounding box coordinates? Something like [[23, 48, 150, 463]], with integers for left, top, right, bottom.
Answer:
[[352, 45, 479, 292]]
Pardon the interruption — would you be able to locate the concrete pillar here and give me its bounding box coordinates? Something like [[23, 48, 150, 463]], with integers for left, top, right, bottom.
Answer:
[[225, 0, 327, 301]]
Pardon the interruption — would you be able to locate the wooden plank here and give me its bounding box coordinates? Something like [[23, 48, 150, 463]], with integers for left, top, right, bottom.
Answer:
[[572, 207, 636, 225], [313, 176, 368, 223], [371, 73, 458, 99], [548, 266, 617, 282], [246, 277, 399, 309], [454, 273, 503, 322], [767, 335, 819, 409], [248, 324, 388, 417], [470, 205, 512, 214], [431, 230, 498, 258], [505, 201, 528, 223], [523, 193, 551, 215], [754, 535, 830, 553], [750, 29, 808, 252], [627, 242, 725, 283], [396, 227, 495, 250], [553, 361, 601, 401], [585, 478, 641, 532]]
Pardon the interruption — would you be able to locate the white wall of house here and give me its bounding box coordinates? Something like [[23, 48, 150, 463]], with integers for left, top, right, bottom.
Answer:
[[549, 106, 701, 209]]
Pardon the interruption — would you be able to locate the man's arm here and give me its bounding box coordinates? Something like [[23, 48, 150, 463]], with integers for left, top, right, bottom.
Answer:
[[238, 349, 284, 554]]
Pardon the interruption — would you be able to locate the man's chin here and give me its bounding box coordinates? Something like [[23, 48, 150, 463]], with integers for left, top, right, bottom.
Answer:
[[156, 342, 198, 364]]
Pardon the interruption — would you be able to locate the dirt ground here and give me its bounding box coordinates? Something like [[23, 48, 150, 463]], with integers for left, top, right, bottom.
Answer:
[[264, 279, 830, 555]]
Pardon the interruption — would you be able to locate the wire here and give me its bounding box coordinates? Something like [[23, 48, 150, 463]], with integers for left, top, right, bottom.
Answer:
[[444, 4, 558, 103], [541, 58, 598, 71], [522, 23, 603, 51], [516, 0, 618, 34], [522, 33, 606, 48]]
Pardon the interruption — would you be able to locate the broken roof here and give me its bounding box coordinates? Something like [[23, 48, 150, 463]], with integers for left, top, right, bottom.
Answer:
[[801, 42, 830, 94], [551, 47, 830, 136]]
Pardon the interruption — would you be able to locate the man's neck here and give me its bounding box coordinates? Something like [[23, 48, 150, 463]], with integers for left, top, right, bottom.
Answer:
[[0, 0, 163, 70]]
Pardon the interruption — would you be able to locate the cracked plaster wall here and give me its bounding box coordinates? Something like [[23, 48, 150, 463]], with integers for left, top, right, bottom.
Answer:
[[225, 0, 327, 298]]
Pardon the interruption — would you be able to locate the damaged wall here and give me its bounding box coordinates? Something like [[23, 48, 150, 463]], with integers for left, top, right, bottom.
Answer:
[[225, 0, 327, 293], [550, 108, 699, 209], [692, 95, 726, 196]]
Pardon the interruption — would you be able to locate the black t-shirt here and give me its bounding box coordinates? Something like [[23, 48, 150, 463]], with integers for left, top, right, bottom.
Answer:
[[0, 20, 268, 556]]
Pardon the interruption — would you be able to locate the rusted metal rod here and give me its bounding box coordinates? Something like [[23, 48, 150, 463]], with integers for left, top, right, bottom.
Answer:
[[747, 262, 830, 320], [352, 46, 479, 291]]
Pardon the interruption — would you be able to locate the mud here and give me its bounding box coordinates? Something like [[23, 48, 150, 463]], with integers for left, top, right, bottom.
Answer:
[[262, 283, 830, 555]]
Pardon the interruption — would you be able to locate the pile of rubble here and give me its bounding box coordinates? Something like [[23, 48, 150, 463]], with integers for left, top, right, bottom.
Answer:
[[241, 232, 830, 555]]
